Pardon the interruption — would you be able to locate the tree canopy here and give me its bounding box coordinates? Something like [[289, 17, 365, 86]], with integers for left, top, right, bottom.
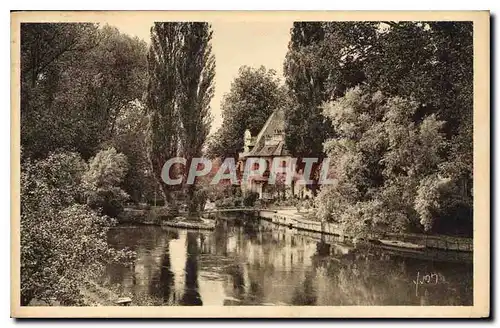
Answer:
[[21, 23, 148, 160], [206, 66, 286, 159], [304, 22, 473, 235]]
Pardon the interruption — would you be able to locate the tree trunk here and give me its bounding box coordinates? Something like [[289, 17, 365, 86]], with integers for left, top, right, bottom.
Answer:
[[186, 184, 200, 219], [156, 179, 178, 217], [311, 179, 319, 197]]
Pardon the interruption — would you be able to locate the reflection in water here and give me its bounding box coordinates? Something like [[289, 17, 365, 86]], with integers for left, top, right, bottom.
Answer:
[[105, 220, 473, 306], [181, 232, 202, 305], [169, 230, 186, 303]]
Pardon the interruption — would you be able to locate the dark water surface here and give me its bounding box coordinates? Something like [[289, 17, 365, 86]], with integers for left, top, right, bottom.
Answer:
[[105, 219, 473, 306]]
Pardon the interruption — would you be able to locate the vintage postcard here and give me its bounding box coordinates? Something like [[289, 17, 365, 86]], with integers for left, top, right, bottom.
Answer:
[[11, 11, 490, 318]]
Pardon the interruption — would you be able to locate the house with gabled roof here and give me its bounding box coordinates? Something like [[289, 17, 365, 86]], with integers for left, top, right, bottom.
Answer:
[[238, 108, 314, 200]]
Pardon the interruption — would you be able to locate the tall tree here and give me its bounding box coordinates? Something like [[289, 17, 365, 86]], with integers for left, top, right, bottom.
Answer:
[[207, 66, 285, 159], [21, 23, 97, 159], [145, 23, 182, 206], [21, 23, 148, 160], [84, 25, 148, 144], [176, 23, 215, 214], [283, 22, 332, 161]]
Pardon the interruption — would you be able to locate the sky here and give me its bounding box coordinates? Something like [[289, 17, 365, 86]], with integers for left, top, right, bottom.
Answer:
[[101, 19, 293, 134]]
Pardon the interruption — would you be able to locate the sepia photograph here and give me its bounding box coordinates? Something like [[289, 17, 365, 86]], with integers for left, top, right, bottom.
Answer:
[[10, 11, 490, 318]]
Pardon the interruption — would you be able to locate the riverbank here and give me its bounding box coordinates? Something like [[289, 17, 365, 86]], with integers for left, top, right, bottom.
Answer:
[[119, 205, 473, 253], [258, 209, 473, 253]]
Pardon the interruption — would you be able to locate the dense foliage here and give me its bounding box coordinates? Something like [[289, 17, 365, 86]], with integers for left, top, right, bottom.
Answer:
[[104, 101, 158, 203], [145, 23, 182, 205], [176, 23, 216, 214], [20, 152, 133, 305], [283, 23, 333, 160], [20, 23, 143, 305], [83, 147, 129, 217], [306, 22, 473, 235], [21, 24, 147, 160], [146, 22, 215, 214], [213, 190, 260, 209], [317, 88, 452, 235]]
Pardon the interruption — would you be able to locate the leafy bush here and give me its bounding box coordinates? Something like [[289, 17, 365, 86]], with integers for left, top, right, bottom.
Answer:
[[82, 147, 129, 217], [317, 87, 463, 234], [233, 197, 242, 207], [192, 188, 208, 212], [215, 196, 242, 209], [21, 152, 134, 305], [214, 199, 222, 208], [242, 191, 259, 207], [274, 197, 299, 207]]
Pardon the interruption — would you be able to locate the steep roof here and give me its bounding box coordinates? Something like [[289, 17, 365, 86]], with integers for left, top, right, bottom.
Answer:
[[242, 108, 290, 158]]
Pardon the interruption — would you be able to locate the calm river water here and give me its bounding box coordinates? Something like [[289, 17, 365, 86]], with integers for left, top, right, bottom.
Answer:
[[105, 219, 473, 306]]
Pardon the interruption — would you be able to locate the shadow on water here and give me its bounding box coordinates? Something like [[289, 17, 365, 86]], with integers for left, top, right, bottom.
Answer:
[[105, 217, 473, 306]]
